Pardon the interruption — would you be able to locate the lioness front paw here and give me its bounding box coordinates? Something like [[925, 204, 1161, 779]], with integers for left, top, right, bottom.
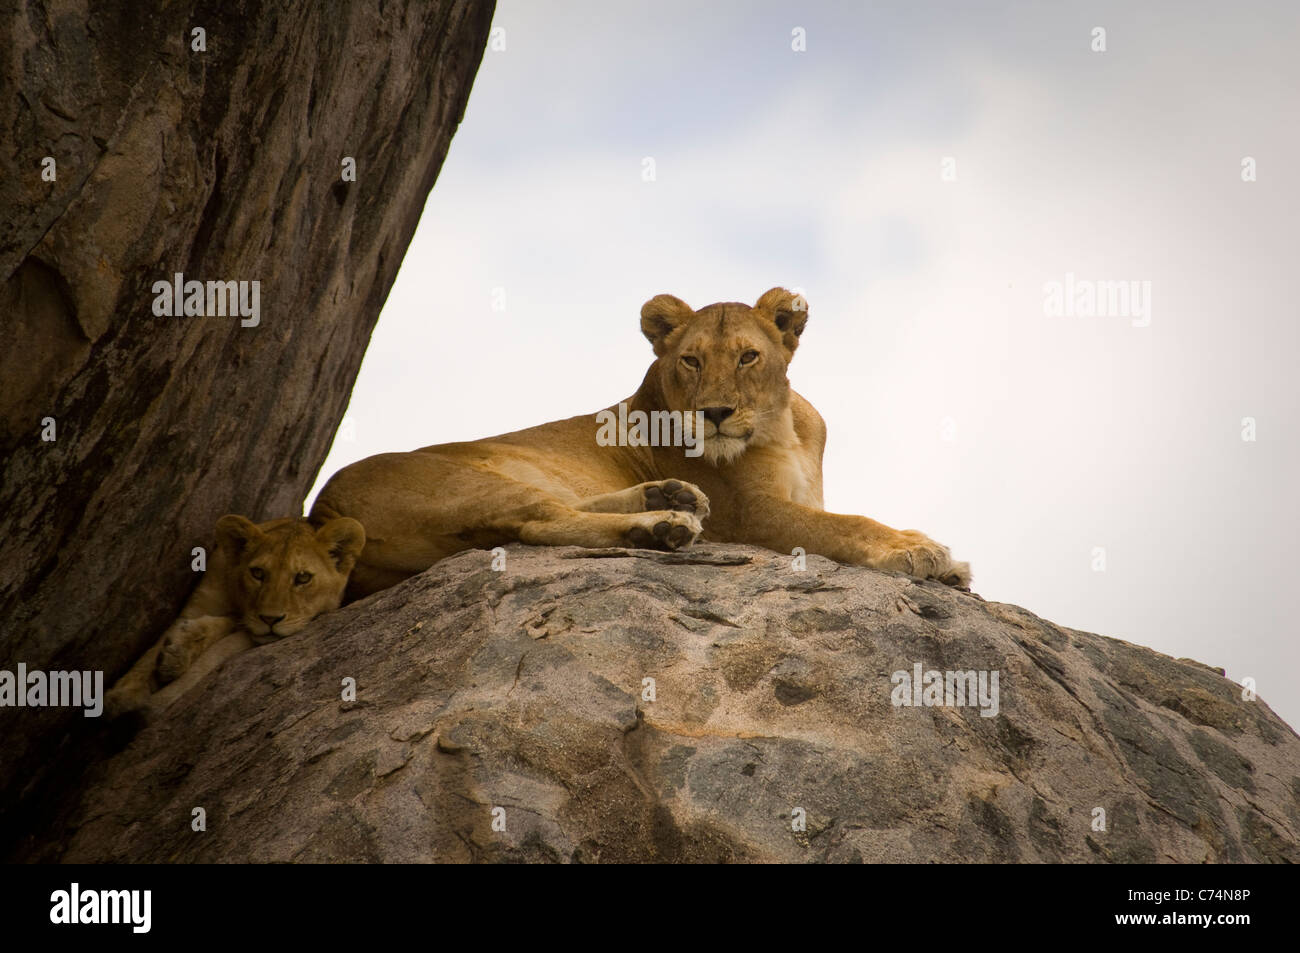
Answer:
[[938, 561, 972, 589], [641, 479, 710, 521], [879, 530, 971, 587], [624, 511, 703, 551]]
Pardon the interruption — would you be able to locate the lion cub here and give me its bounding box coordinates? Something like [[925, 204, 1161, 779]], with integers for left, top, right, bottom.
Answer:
[[104, 515, 365, 718]]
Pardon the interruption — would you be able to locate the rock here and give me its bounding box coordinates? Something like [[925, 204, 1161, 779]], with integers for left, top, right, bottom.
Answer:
[[47, 544, 1300, 863], [0, 1, 495, 847]]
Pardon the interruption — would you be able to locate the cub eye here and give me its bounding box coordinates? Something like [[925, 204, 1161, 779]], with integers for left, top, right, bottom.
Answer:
[[739, 350, 759, 366], [680, 355, 700, 370], [249, 567, 266, 581], [293, 572, 313, 586]]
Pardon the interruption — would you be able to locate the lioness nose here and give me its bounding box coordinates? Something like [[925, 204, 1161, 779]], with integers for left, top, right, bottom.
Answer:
[[260, 614, 285, 627], [700, 406, 735, 425]]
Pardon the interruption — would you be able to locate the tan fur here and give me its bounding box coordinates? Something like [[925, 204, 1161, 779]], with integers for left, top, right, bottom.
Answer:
[[104, 515, 365, 718], [312, 288, 970, 598]]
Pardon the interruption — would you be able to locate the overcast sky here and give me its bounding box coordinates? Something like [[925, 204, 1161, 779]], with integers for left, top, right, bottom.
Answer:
[[308, 0, 1300, 730]]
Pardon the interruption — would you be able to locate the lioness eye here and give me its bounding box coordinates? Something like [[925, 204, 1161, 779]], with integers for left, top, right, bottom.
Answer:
[[294, 572, 313, 586], [680, 355, 700, 370], [739, 350, 759, 365], [249, 567, 266, 581]]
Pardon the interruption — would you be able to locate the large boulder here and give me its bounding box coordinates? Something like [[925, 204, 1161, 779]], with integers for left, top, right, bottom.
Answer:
[[49, 544, 1300, 863], [0, 0, 496, 850]]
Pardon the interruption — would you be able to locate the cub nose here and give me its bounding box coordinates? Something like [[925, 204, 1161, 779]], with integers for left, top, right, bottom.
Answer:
[[259, 614, 285, 627], [700, 406, 735, 426]]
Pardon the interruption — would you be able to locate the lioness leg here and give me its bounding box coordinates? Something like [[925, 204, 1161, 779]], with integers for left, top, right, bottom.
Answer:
[[340, 500, 704, 595], [736, 494, 971, 587], [574, 479, 710, 520], [492, 499, 703, 550]]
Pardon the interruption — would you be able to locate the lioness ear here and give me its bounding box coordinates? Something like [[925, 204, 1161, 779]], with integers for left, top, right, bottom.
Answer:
[[215, 514, 262, 556], [640, 294, 694, 356], [755, 287, 809, 352], [316, 517, 366, 573]]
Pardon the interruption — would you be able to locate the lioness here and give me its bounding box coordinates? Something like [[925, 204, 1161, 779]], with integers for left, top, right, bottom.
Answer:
[[104, 514, 365, 718], [312, 288, 969, 597]]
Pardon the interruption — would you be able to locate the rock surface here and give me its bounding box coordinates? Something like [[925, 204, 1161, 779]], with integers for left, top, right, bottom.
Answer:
[[0, 0, 495, 846], [49, 544, 1300, 863]]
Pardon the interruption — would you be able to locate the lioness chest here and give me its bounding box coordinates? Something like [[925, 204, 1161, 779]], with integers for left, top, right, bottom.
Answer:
[[753, 443, 823, 509]]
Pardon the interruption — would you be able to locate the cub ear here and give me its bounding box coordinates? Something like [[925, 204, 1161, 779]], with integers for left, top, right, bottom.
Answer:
[[316, 517, 366, 573], [215, 514, 262, 556], [755, 287, 809, 352], [640, 294, 694, 356]]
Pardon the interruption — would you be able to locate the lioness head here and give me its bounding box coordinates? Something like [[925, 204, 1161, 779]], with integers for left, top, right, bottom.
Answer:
[[641, 287, 807, 464], [215, 515, 366, 643]]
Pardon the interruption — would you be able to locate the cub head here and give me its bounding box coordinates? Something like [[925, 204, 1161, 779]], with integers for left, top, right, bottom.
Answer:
[[214, 515, 366, 643], [640, 287, 807, 464]]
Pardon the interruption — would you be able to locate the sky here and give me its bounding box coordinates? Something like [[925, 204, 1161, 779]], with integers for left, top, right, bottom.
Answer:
[[308, 0, 1300, 730]]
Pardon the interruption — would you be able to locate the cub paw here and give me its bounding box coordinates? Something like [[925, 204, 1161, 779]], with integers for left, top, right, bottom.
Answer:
[[880, 530, 971, 587], [104, 683, 149, 721], [624, 511, 703, 551], [642, 480, 710, 521], [155, 634, 193, 686]]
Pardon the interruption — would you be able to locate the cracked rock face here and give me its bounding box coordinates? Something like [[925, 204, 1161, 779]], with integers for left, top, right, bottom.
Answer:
[[50, 544, 1300, 863], [0, 0, 495, 845]]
